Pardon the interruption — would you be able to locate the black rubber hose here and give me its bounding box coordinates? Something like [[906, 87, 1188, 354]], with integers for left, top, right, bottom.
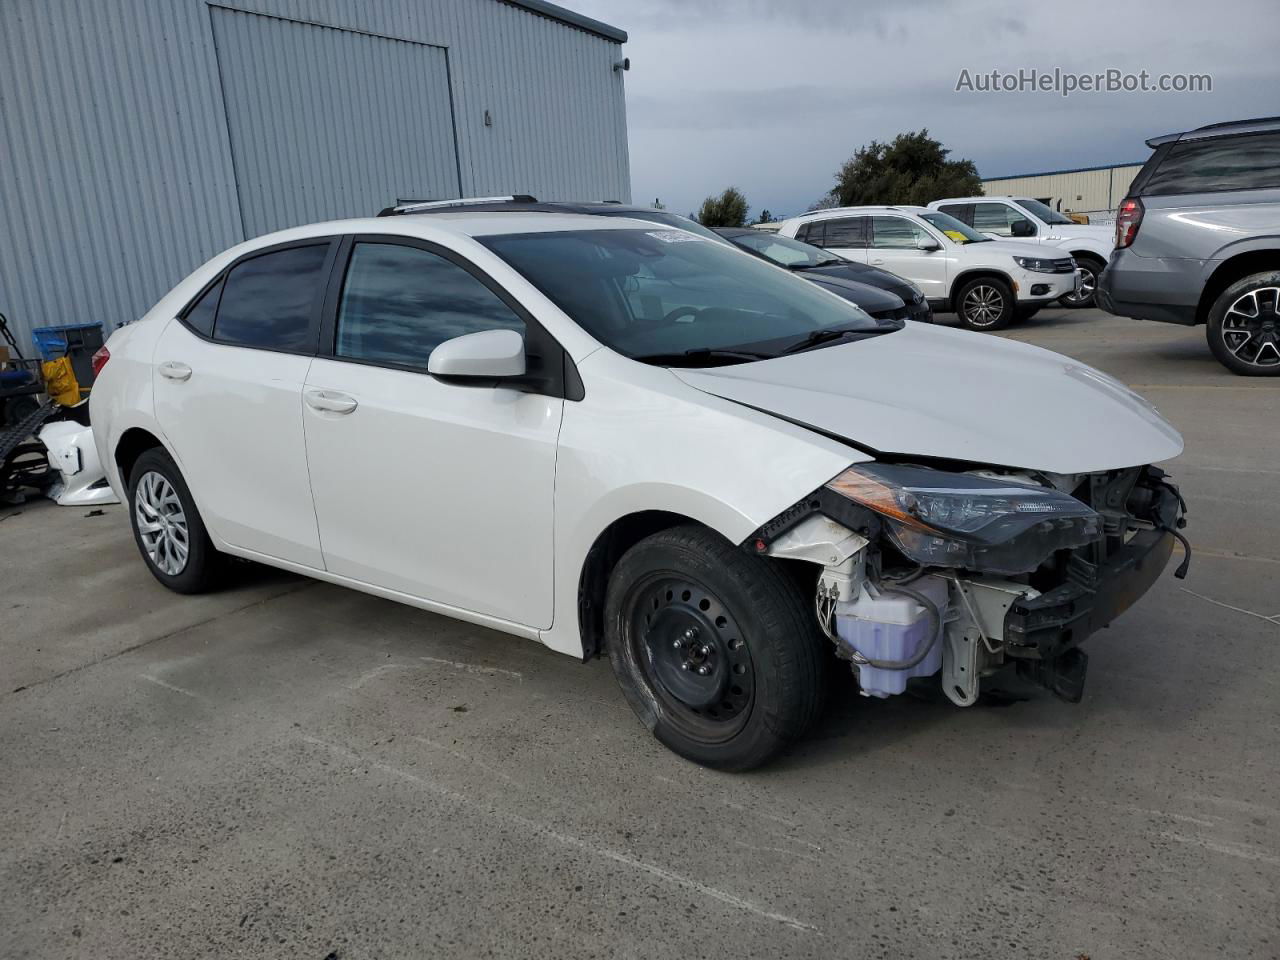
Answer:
[[851, 581, 945, 671]]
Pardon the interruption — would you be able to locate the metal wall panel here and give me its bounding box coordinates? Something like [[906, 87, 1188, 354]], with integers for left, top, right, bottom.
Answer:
[[982, 164, 1145, 219], [0, 0, 629, 348], [209, 7, 461, 236]]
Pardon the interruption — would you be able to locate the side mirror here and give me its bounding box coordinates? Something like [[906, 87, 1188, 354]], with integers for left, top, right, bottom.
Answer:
[[1010, 219, 1036, 238], [916, 235, 942, 252], [428, 329, 526, 382]]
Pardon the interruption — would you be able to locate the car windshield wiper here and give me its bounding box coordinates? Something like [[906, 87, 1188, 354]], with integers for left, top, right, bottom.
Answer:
[[781, 326, 883, 355], [632, 347, 775, 367], [791, 258, 846, 270]]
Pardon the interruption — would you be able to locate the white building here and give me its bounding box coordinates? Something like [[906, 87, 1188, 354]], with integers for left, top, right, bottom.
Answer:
[[981, 162, 1145, 222]]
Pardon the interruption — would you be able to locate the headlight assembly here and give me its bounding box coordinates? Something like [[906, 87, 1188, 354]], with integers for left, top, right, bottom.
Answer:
[[1013, 256, 1065, 273], [826, 464, 1100, 574]]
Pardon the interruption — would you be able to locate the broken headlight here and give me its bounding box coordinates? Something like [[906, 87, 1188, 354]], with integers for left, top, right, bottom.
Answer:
[[826, 464, 1101, 574]]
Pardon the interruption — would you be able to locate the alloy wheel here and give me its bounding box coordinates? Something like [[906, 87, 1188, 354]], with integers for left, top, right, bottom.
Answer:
[[1221, 287, 1280, 368], [1062, 264, 1097, 305], [962, 284, 1005, 327], [135, 470, 190, 575]]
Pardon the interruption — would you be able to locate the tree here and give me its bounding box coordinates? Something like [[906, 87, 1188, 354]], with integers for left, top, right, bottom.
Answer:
[[807, 194, 839, 212], [830, 129, 982, 207], [651, 198, 666, 210], [696, 187, 749, 227], [755, 209, 774, 224]]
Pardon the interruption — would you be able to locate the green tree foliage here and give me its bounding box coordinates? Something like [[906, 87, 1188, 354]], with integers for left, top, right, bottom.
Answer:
[[755, 209, 774, 224], [696, 187, 750, 227], [830, 129, 982, 207]]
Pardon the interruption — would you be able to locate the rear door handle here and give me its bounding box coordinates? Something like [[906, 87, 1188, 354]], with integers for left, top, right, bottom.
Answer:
[[870, 258, 885, 265], [305, 389, 358, 415], [158, 361, 192, 382]]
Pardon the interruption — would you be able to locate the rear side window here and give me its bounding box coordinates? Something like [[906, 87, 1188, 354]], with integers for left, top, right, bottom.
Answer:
[[1145, 132, 1280, 195], [335, 242, 524, 369], [796, 221, 825, 246], [213, 244, 330, 351], [936, 203, 971, 224], [823, 217, 867, 247], [182, 278, 223, 337]]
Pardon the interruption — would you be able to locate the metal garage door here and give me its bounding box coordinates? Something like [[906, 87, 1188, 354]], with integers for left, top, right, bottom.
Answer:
[[210, 7, 462, 238]]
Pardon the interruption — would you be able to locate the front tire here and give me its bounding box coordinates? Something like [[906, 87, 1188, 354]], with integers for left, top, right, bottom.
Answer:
[[1059, 256, 1103, 308], [1206, 271, 1280, 376], [954, 277, 1014, 331], [128, 448, 225, 593], [605, 526, 827, 771]]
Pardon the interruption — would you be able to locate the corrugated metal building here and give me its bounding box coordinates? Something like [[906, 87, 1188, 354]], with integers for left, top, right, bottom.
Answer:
[[981, 162, 1145, 222], [0, 0, 630, 349]]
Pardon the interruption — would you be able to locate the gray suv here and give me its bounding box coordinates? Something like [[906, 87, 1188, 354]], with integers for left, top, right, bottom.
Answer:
[[1097, 117, 1280, 375]]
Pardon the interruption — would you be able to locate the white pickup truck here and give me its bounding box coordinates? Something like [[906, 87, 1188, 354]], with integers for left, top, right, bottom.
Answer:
[[927, 196, 1113, 308]]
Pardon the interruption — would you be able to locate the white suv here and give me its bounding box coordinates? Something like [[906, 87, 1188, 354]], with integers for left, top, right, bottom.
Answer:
[[776, 206, 1081, 330], [927, 196, 1114, 308]]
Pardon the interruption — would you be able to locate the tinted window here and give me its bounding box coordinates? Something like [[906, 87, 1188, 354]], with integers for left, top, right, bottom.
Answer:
[[214, 244, 329, 351], [823, 217, 867, 247], [971, 202, 1035, 237], [336, 242, 524, 368], [936, 203, 970, 223], [796, 221, 825, 246], [482, 228, 884, 363], [1145, 132, 1280, 195], [869, 216, 930, 248], [183, 278, 223, 337]]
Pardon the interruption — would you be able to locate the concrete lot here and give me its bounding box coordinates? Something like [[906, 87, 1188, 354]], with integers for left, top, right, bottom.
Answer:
[[2, 309, 1277, 959]]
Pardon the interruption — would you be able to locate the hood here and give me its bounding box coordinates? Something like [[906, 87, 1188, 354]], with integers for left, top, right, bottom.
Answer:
[[803, 262, 914, 298], [967, 238, 1062, 259], [671, 322, 1183, 474], [803, 274, 904, 313]]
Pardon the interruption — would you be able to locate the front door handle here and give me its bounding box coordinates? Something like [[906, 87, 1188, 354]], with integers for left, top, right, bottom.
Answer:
[[305, 389, 358, 415], [158, 361, 192, 382]]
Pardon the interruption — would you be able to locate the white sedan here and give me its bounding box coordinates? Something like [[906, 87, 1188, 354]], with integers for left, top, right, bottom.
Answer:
[[90, 212, 1188, 770]]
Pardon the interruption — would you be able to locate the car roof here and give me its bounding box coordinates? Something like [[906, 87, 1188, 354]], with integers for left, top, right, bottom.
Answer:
[[1146, 116, 1280, 147], [928, 196, 1023, 205], [780, 205, 929, 226], [383, 199, 665, 217], [223, 212, 674, 260]]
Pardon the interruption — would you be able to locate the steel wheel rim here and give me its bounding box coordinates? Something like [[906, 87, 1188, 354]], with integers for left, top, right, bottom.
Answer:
[[1063, 265, 1097, 304], [135, 470, 190, 575], [1222, 287, 1280, 367], [628, 574, 755, 742], [962, 284, 1004, 327]]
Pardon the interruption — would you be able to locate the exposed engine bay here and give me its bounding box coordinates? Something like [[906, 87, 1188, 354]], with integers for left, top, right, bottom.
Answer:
[[754, 462, 1189, 705]]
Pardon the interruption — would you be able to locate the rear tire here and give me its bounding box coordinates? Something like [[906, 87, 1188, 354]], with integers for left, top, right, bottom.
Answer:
[[127, 448, 225, 593], [1059, 256, 1103, 308], [954, 277, 1014, 331], [1206, 271, 1280, 376], [605, 525, 827, 771]]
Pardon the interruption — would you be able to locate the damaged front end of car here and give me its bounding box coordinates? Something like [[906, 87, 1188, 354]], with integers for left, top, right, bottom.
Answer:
[[749, 462, 1189, 705]]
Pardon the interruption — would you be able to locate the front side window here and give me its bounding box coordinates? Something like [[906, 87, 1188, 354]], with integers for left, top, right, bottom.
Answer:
[[971, 202, 1035, 238], [482, 228, 889, 365], [214, 244, 330, 351], [869, 216, 930, 248], [335, 242, 524, 369], [1145, 132, 1280, 194]]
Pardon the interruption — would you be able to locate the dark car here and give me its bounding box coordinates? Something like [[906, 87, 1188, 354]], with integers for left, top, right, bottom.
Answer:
[[714, 228, 933, 323]]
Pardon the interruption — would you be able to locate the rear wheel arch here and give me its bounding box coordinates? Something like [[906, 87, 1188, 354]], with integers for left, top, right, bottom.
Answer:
[[1198, 250, 1280, 324], [114, 427, 164, 486]]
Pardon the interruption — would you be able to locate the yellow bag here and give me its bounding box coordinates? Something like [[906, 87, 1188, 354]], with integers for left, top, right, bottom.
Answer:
[[41, 356, 82, 406]]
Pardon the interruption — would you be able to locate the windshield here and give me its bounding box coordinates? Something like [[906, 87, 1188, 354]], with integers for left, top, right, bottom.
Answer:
[[730, 231, 842, 268], [918, 211, 991, 244], [594, 208, 728, 244], [1013, 198, 1074, 225], [481, 228, 891, 364]]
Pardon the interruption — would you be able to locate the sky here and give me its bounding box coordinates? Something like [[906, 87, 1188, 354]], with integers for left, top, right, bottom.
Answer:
[[568, 0, 1280, 219]]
